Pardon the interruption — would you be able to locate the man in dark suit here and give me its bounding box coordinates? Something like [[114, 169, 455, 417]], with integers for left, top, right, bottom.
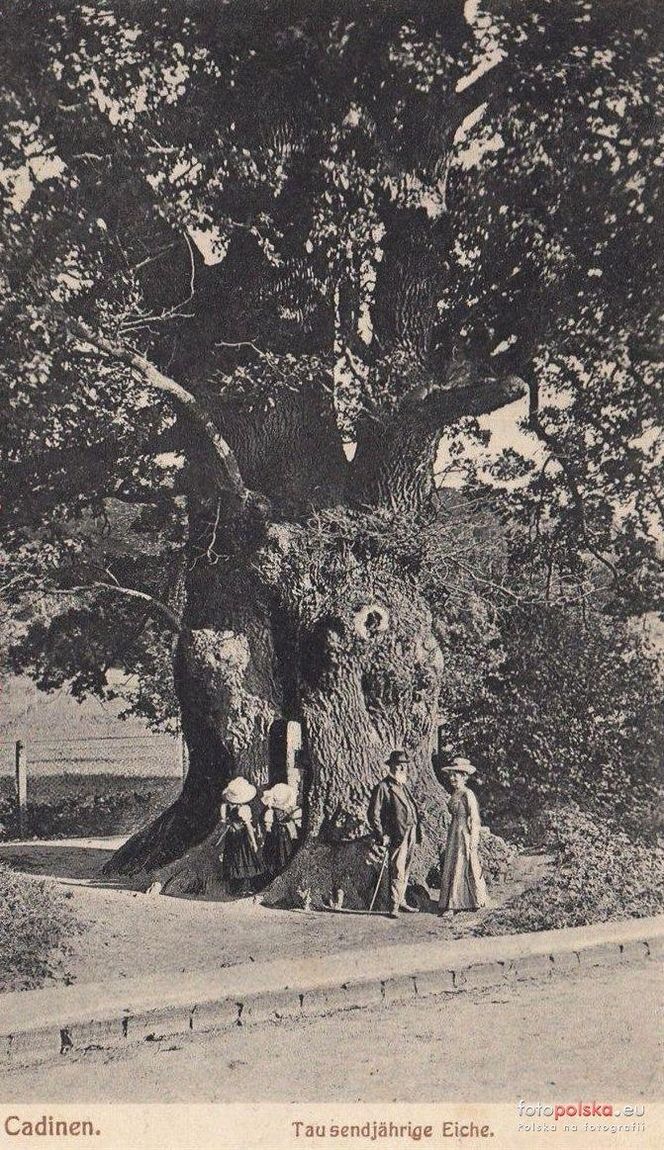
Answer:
[[368, 749, 422, 918]]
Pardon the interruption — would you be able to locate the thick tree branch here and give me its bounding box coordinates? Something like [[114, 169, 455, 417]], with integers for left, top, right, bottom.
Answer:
[[0, 425, 195, 533], [350, 366, 526, 514], [2, 436, 124, 503], [72, 321, 264, 510], [453, 55, 510, 129], [24, 580, 183, 633], [407, 370, 525, 427]]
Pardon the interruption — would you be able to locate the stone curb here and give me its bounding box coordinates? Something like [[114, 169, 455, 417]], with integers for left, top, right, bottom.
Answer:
[[1, 915, 662, 1071]]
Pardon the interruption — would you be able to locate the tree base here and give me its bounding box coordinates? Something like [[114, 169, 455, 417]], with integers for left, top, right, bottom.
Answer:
[[137, 828, 440, 911], [129, 830, 388, 908], [260, 836, 388, 910], [261, 833, 440, 911], [148, 824, 238, 900], [102, 795, 218, 879]]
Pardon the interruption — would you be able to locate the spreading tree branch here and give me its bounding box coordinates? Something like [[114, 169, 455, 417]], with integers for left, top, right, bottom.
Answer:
[[406, 367, 525, 426], [0, 426, 195, 535], [350, 363, 526, 513], [71, 321, 265, 511], [21, 580, 183, 633]]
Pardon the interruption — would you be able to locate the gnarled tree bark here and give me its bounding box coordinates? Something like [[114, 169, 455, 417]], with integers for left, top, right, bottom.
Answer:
[[101, 335, 524, 905]]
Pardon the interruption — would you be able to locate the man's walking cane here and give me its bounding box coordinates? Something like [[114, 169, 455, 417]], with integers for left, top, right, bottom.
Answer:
[[368, 845, 390, 911]]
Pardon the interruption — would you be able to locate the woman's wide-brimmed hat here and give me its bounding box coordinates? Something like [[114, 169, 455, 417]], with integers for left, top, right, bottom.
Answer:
[[221, 776, 257, 805], [261, 782, 298, 811], [440, 756, 477, 776]]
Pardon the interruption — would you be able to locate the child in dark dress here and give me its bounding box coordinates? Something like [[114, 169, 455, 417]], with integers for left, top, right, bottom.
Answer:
[[219, 776, 263, 895], [261, 782, 302, 877]]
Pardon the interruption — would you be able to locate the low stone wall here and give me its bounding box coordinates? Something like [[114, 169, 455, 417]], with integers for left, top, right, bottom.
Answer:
[[1, 916, 662, 1070]]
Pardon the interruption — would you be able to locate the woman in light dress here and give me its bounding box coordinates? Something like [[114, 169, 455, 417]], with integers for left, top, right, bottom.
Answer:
[[438, 757, 488, 916]]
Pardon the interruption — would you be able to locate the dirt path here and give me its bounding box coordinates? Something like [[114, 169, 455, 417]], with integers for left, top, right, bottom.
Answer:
[[2, 963, 659, 1103], [0, 839, 549, 989]]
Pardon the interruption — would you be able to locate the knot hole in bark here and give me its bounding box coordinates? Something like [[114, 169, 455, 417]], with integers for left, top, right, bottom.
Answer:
[[353, 603, 390, 640]]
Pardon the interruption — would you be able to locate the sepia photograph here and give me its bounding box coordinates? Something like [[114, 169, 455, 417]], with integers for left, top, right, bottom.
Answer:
[[0, 2, 662, 1148]]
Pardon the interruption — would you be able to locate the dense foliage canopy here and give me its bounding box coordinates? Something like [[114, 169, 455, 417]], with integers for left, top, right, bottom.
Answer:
[[1, 0, 662, 736]]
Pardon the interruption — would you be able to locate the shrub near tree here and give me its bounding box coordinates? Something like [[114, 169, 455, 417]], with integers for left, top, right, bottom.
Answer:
[[448, 607, 664, 839], [0, 864, 81, 991], [477, 805, 664, 934]]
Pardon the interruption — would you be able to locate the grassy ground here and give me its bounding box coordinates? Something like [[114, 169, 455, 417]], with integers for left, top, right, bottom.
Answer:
[[0, 837, 550, 992], [0, 774, 181, 840], [0, 775, 181, 801]]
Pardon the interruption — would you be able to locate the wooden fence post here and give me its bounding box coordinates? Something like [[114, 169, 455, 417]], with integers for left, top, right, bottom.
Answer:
[[15, 739, 27, 837], [285, 720, 302, 790], [180, 732, 189, 781]]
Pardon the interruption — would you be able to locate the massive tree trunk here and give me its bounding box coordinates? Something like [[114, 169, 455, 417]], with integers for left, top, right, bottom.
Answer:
[[106, 526, 449, 905], [103, 352, 523, 904], [264, 555, 448, 907], [108, 604, 282, 877]]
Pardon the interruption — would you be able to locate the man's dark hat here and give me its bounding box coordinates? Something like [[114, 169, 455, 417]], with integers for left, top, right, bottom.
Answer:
[[386, 749, 409, 766]]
